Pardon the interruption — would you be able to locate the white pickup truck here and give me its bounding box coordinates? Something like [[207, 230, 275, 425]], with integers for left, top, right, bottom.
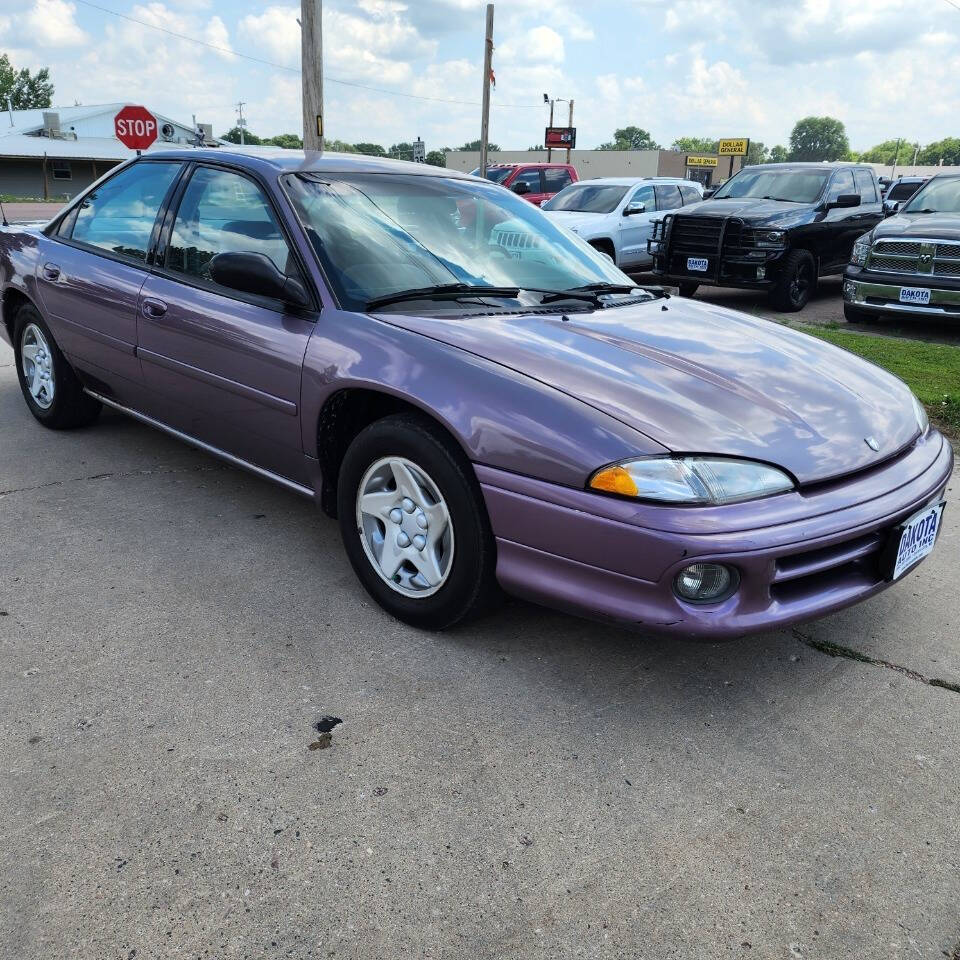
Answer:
[[541, 177, 703, 270]]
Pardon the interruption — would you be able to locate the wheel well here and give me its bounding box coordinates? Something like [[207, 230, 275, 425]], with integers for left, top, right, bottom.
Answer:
[[316, 388, 463, 518], [1, 288, 31, 343], [588, 237, 616, 260]]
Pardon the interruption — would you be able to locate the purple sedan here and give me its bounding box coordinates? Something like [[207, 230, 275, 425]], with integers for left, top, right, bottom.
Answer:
[[0, 150, 952, 636]]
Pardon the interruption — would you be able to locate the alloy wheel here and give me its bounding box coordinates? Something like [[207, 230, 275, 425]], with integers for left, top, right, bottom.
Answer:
[[21, 323, 55, 409], [355, 456, 455, 598]]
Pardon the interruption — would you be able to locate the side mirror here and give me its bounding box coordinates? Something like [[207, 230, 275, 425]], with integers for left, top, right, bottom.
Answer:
[[828, 193, 861, 209], [883, 200, 900, 217], [511, 181, 531, 195], [209, 251, 309, 308], [624, 201, 646, 216]]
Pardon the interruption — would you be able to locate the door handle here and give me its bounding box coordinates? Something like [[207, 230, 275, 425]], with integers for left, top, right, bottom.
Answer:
[[141, 298, 168, 319], [42, 263, 60, 281]]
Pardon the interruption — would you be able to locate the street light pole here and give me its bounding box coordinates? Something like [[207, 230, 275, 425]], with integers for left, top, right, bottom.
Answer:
[[566, 99, 574, 164], [301, 0, 324, 151], [547, 98, 554, 162], [479, 3, 494, 178]]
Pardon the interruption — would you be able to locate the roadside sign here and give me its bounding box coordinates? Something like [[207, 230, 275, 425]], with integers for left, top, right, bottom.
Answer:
[[545, 126, 576, 149], [114, 105, 158, 150], [718, 138, 749, 156], [413, 138, 425, 162], [686, 155, 718, 167]]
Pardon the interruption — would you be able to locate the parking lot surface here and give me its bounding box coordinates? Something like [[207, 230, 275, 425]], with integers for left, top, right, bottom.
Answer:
[[1, 341, 958, 959]]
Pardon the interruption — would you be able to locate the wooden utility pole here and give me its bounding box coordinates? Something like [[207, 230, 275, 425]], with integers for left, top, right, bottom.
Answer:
[[546, 99, 554, 162], [301, 0, 324, 151], [566, 99, 574, 164], [479, 4, 494, 177]]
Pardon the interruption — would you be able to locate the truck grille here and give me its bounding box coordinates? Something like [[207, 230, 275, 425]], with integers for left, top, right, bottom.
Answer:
[[670, 216, 722, 254], [867, 238, 960, 277]]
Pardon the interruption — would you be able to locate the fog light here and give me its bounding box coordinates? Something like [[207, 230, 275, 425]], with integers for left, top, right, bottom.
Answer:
[[843, 280, 856, 300], [674, 563, 738, 603], [757, 266, 766, 279]]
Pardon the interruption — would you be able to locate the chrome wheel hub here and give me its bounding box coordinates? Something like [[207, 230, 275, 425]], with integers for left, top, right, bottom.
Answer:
[[21, 323, 55, 410], [356, 456, 454, 598]]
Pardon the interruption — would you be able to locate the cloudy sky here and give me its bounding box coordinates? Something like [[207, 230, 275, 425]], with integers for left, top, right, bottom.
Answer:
[[2, 0, 959, 151]]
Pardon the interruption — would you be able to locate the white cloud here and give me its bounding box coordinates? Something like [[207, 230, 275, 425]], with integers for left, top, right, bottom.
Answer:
[[21, 0, 88, 47]]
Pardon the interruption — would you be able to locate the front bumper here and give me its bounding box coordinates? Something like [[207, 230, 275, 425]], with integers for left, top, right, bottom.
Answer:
[[478, 429, 954, 639], [647, 239, 784, 290], [843, 266, 960, 318]]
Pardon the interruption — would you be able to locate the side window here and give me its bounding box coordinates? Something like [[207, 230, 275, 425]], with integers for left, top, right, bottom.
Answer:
[[69, 161, 181, 262], [679, 184, 701, 204], [166, 166, 293, 287], [629, 185, 656, 210], [543, 167, 572, 193], [853, 169, 877, 203], [655, 184, 682, 210], [826, 169, 856, 202], [513, 169, 544, 193]]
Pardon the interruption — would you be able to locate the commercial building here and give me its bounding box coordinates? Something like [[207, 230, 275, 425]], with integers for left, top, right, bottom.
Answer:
[[0, 102, 221, 200]]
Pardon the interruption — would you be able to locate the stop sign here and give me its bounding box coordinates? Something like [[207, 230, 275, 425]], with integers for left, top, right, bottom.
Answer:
[[114, 105, 158, 150]]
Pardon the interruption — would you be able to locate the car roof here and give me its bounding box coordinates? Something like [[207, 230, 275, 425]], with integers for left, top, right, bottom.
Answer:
[[139, 147, 479, 180], [744, 161, 874, 171], [485, 162, 572, 169], [571, 176, 697, 187]]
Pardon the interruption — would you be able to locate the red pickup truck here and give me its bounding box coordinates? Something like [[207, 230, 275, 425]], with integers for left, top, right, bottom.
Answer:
[[470, 162, 579, 206]]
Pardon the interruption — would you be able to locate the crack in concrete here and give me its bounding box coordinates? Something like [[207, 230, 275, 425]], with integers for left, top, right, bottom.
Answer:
[[0, 463, 227, 498], [793, 629, 960, 695]]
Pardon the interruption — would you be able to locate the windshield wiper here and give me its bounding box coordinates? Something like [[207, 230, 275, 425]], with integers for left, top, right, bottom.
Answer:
[[366, 283, 520, 310], [911, 209, 937, 214], [761, 195, 800, 203]]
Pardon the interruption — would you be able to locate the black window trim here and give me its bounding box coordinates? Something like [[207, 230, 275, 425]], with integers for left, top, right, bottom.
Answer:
[[45, 157, 188, 273], [151, 159, 320, 316]]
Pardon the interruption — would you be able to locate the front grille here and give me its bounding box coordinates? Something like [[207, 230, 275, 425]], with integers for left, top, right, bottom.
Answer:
[[868, 237, 960, 277], [670, 216, 722, 254], [874, 240, 921, 257], [934, 259, 960, 277], [770, 531, 885, 602], [935, 241, 960, 258], [870, 254, 919, 273]]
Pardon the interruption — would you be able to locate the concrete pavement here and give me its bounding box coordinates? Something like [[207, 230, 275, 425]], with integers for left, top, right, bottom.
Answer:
[[1, 341, 958, 959]]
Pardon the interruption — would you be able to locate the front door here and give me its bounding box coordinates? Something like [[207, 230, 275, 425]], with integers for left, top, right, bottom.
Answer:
[[511, 168, 547, 206], [618, 184, 657, 267], [36, 160, 183, 400], [136, 164, 316, 484]]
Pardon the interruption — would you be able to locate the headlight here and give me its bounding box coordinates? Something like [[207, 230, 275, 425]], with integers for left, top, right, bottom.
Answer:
[[913, 394, 929, 436], [589, 456, 795, 505], [851, 233, 873, 266], [753, 229, 786, 249]]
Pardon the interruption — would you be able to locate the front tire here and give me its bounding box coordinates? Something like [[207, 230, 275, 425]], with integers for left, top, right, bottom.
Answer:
[[337, 414, 498, 630], [843, 303, 877, 324], [677, 282, 699, 297], [13, 303, 101, 429], [769, 250, 816, 312]]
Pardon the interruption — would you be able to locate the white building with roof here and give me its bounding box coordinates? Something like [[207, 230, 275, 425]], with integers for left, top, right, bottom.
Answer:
[[0, 102, 225, 199]]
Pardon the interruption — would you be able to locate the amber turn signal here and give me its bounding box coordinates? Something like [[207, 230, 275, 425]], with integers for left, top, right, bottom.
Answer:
[[589, 465, 639, 497]]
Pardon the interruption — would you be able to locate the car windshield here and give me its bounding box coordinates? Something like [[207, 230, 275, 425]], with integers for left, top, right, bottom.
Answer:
[[542, 183, 628, 213], [469, 166, 514, 184], [282, 172, 632, 311], [713, 169, 829, 203], [902, 177, 960, 213], [887, 181, 923, 202]]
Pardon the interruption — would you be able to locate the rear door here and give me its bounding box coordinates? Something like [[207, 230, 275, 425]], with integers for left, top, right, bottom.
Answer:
[[136, 163, 317, 484], [618, 184, 657, 267], [822, 168, 862, 270], [36, 160, 183, 401], [542, 166, 574, 205]]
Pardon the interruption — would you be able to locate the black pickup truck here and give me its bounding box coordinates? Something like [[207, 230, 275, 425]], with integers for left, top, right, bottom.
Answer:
[[648, 162, 884, 310], [844, 173, 960, 323]]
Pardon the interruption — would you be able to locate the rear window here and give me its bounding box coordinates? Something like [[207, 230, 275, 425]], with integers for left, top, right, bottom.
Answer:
[[887, 180, 922, 202], [854, 169, 878, 203], [542, 183, 628, 213], [470, 166, 514, 184], [679, 184, 701, 204], [543, 167, 573, 193]]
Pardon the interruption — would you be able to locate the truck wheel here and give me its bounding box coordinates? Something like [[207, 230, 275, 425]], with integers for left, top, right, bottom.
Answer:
[[677, 282, 699, 297], [770, 250, 816, 311], [588, 239, 616, 264], [13, 303, 101, 429], [337, 413, 499, 631], [843, 303, 877, 324]]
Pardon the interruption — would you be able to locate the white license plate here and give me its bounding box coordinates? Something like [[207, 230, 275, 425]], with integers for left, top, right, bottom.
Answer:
[[899, 286, 930, 305], [890, 502, 945, 580], [687, 257, 709, 272]]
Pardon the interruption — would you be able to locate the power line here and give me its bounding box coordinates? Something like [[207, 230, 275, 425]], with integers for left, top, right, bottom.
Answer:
[[71, 0, 543, 109], [941, 0, 960, 12]]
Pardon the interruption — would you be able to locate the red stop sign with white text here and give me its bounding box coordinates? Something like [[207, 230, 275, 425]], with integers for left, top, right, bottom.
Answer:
[[114, 105, 158, 150]]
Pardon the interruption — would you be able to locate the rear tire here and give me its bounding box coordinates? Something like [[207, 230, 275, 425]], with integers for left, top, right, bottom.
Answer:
[[843, 303, 877, 324], [13, 303, 101, 429], [677, 282, 699, 297], [769, 250, 816, 312], [337, 413, 499, 631]]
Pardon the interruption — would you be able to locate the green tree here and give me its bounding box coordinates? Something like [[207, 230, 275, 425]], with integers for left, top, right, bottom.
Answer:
[[917, 138, 960, 166], [221, 126, 262, 145], [352, 142, 387, 156], [267, 133, 303, 149], [671, 136, 717, 154], [769, 144, 789, 163], [788, 116, 849, 162], [0, 53, 54, 110], [745, 141, 768, 165], [325, 139, 356, 153], [425, 150, 446, 167], [388, 141, 414, 159], [858, 139, 915, 165], [457, 139, 501, 152], [598, 126, 660, 151]]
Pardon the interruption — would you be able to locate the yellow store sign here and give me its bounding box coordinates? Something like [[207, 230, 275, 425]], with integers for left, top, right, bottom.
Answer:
[[718, 138, 749, 156], [686, 155, 718, 168]]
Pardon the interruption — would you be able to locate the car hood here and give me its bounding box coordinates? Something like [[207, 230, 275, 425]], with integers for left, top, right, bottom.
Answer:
[[379, 297, 919, 485], [542, 210, 607, 235], [874, 211, 960, 241], [676, 197, 813, 226]]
